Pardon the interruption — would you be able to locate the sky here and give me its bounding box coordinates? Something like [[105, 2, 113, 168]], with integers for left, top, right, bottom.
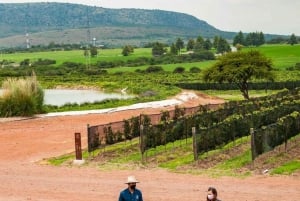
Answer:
[[1, 0, 300, 36]]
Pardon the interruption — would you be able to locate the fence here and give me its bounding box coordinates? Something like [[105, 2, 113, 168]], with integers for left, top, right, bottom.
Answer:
[[251, 111, 300, 160], [87, 103, 221, 152]]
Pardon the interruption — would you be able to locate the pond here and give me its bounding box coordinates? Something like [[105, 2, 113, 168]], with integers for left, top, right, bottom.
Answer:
[[0, 89, 133, 106]]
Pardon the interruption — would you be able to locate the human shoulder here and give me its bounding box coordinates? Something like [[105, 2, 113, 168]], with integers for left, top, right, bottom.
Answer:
[[135, 188, 142, 192], [134, 188, 142, 195], [120, 188, 130, 194]]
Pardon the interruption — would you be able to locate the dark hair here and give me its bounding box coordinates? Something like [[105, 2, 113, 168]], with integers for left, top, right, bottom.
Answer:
[[207, 187, 218, 201]]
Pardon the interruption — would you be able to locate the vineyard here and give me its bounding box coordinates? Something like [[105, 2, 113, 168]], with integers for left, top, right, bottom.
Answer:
[[87, 88, 300, 162]]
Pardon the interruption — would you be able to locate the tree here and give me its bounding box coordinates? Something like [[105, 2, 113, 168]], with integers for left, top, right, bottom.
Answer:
[[186, 39, 195, 51], [258, 32, 265, 46], [194, 35, 205, 52], [193, 41, 204, 53], [196, 35, 204, 44], [203, 50, 274, 100], [288, 33, 298, 45], [216, 37, 231, 54], [122, 45, 134, 56], [83, 49, 89, 57], [152, 42, 167, 57], [203, 38, 213, 50], [175, 38, 184, 54], [90, 46, 98, 57], [170, 43, 178, 55], [213, 36, 220, 49], [245, 32, 265, 46], [233, 31, 245, 46]]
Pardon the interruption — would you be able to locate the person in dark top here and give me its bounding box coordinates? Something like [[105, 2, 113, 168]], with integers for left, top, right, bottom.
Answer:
[[206, 186, 221, 201], [118, 176, 143, 201]]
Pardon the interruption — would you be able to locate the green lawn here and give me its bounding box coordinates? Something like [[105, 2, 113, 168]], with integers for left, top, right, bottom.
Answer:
[[244, 44, 300, 70], [0, 48, 152, 66], [1, 44, 300, 74]]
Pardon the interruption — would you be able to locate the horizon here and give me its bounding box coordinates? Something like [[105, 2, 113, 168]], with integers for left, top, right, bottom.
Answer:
[[0, 0, 299, 36]]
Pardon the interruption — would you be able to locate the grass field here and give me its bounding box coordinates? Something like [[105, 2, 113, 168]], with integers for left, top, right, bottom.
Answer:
[[1, 44, 300, 71], [243, 44, 300, 70], [0, 48, 152, 66]]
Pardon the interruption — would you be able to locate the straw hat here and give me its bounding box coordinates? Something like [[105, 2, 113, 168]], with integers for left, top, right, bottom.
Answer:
[[125, 176, 139, 184]]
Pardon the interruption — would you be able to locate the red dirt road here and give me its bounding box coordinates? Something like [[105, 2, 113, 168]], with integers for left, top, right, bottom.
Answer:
[[0, 92, 299, 201]]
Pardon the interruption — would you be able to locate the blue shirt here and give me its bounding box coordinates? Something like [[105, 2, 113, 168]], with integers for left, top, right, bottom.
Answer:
[[118, 188, 143, 201]]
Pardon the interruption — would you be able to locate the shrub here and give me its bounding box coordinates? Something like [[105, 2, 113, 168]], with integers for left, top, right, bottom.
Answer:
[[145, 66, 164, 73], [173, 67, 185, 73], [190, 67, 201, 73], [0, 73, 44, 117], [32, 58, 56, 66]]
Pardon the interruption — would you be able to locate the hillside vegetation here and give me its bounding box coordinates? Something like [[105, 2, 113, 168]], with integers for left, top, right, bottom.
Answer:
[[0, 3, 286, 48], [0, 2, 231, 48]]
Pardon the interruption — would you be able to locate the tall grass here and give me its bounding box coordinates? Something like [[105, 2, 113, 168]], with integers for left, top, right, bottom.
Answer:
[[0, 73, 44, 117]]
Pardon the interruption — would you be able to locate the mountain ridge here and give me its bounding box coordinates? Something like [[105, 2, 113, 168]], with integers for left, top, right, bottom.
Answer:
[[0, 3, 280, 48]]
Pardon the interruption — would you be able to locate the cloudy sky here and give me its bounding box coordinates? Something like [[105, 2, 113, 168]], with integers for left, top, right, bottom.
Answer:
[[1, 0, 299, 36]]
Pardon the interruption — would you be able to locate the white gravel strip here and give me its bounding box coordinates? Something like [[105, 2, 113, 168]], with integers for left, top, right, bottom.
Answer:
[[41, 99, 183, 117]]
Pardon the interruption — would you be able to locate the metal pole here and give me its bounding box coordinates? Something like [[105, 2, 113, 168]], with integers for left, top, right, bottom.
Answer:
[[140, 124, 144, 162], [250, 128, 255, 161], [192, 127, 198, 161]]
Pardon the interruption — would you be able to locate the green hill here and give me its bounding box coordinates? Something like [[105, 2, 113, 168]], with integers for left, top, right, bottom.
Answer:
[[0, 2, 233, 48]]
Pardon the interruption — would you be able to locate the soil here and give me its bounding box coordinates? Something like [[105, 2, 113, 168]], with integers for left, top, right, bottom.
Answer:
[[0, 91, 299, 201]]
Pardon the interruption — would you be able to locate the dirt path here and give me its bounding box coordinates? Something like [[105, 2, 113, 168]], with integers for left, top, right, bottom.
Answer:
[[0, 91, 299, 201]]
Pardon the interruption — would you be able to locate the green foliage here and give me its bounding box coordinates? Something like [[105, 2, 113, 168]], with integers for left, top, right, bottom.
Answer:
[[20, 58, 30, 67], [234, 31, 265, 47], [170, 43, 178, 55], [189, 67, 201, 73], [175, 38, 184, 53], [145, 66, 164, 73], [203, 38, 213, 50], [173, 67, 185, 73], [1, 3, 230, 48], [152, 42, 167, 57], [245, 32, 265, 46], [203, 50, 274, 99], [122, 45, 134, 56], [186, 39, 195, 51], [253, 111, 300, 158], [271, 160, 300, 175], [90, 47, 98, 57], [216, 37, 231, 54], [288, 34, 298, 46], [233, 31, 246, 46], [0, 73, 44, 117], [216, 149, 252, 170], [195, 89, 300, 155], [32, 58, 56, 66]]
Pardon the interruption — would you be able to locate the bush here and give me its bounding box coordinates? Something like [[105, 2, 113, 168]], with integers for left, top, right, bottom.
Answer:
[[32, 58, 56, 66], [173, 67, 185, 73], [145, 66, 164, 73], [0, 73, 44, 117], [190, 67, 201, 73]]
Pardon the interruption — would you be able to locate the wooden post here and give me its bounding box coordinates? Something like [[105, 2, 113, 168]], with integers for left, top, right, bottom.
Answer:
[[74, 132, 82, 160]]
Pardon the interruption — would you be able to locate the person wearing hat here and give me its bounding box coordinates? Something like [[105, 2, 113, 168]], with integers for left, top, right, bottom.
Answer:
[[118, 176, 143, 201]]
